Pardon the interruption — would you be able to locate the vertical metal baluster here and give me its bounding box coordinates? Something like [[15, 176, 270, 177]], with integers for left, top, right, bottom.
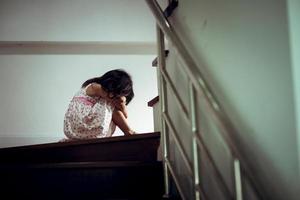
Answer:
[[161, 78, 170, 198], [234, 159, 243, 200], [189, 80, 200, 200], [157, 25, 170, 198]]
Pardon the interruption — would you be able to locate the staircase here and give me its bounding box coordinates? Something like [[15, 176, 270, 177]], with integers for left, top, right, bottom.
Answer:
[[0, 132, 163, 200], [145, 0, 292, 199]]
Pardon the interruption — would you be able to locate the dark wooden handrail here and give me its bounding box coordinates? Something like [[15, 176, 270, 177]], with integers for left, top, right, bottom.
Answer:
[[152, 50, 169, 66], [148, 96, 159, 107], [163, 0, 178, 17]]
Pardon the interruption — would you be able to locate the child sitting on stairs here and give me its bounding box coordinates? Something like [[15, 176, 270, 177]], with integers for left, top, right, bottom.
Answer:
[[61, 69, 136, 141]]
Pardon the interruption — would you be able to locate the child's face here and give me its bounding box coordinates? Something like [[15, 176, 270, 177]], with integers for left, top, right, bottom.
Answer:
[[104, 92, 119, 102], [100, 89, 113, 101]]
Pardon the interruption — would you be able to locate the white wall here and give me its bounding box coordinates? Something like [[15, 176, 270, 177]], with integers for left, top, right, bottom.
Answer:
[[166, 0, 299, 198], [0, 0, 156, 42], [0, 0, 157, 147], [0, 55, 157, 147]]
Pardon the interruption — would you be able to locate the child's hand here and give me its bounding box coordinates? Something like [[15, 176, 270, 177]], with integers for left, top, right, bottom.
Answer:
[[113, 96, 128, 118], [113, 96, 126, 107]]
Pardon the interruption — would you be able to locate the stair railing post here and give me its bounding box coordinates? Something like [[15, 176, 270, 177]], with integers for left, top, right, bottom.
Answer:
[[234, 158, 243, 200], [189, 80, 201, 200], [157, 24, 171, 198]]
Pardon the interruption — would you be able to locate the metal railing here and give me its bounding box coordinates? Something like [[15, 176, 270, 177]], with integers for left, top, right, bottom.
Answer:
[[146, 0, 270, 199]]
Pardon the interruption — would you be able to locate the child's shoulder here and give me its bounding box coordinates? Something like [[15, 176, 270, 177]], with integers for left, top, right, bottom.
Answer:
[[86, 83, 105, 98]]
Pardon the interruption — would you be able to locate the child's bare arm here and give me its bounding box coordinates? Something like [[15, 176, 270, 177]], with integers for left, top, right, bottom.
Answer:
[[86, 84, 128, 117], [113, 96, 128, 118]]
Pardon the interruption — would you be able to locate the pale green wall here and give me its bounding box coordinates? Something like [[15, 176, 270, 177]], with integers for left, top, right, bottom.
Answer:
[[166, 0, 299, 198], [287, 0, 300, 174]]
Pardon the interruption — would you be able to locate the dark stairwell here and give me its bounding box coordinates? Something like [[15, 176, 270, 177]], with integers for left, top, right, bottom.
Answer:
[[0, 132, 164, 200]]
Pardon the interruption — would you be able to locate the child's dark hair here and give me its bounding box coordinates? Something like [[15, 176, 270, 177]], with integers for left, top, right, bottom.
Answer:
[[82, 69, 134, 105]]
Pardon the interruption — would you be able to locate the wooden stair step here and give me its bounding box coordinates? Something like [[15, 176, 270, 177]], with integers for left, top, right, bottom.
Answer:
[[0, 132, 161, 163], [0, 161, 164, 199]]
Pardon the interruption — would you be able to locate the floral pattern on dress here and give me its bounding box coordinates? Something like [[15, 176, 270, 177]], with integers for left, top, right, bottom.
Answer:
[[63, 85, 116, 140]]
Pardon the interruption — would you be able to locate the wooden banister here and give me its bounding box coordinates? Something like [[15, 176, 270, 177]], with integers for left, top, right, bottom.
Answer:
[[152, 50, 169, 66], [148, 96, 159, 107]]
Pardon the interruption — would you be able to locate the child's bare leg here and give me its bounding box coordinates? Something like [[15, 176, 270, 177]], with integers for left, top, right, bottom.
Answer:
[[112, 110, 135, 136]]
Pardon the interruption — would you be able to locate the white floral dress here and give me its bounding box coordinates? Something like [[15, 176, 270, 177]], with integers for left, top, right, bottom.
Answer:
[[63, 85, 116, 140]]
